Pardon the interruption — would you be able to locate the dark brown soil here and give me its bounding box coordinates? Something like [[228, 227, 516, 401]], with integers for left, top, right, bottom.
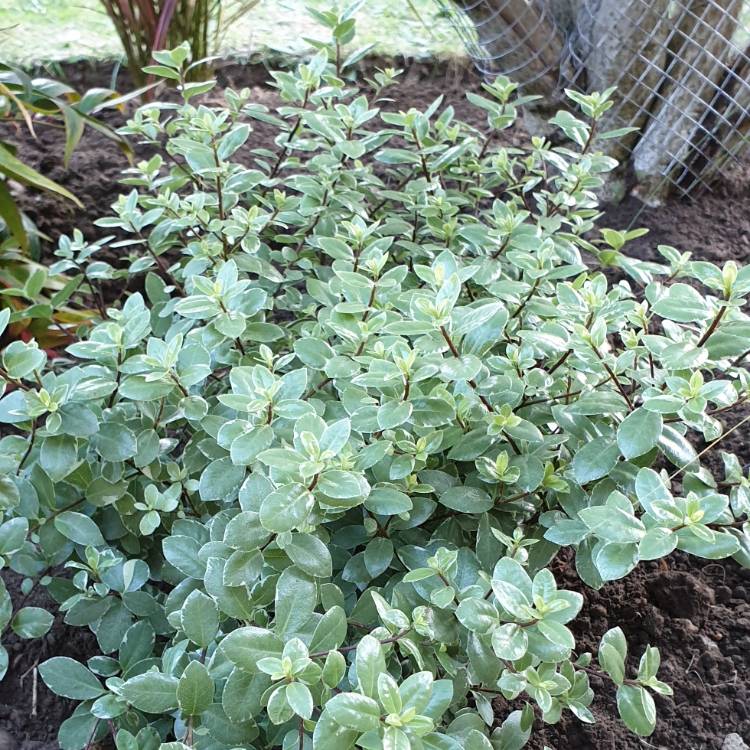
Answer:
[[2, 58, 750, 750], [0, 572, 97, 750], [528, 552, 750, 750], [604, 177, 750, 267]]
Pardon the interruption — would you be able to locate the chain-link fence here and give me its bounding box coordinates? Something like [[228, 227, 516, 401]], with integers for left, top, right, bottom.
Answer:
[[437, 0, 750, 204]]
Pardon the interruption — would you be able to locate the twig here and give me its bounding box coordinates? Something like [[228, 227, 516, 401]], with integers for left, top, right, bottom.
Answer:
[[439, 326, 493, 413], [309, 629, 410, 659], [697, 304, 727, 347], [590, 345, 634, 411]]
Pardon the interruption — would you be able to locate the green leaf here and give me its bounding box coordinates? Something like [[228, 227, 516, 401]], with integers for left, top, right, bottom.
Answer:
[[326, 692, 381, 732], [318, 470, 367, 500], [2, 341, 45, 379], [356, 635, 386, 698], [639, 527, 677, 559], [38, 657, 105, 700], [383, 726, 411, 750], [309, 606, 348, 653], [598, 626, 627, 685], [0, 143, 82, 206], [579, 494, 645, 544], [177, 660, 214, 716], [491, 623, 528, 661], [11, 606, 54, 639], [275, 566, 316, 635], [181, 590, 219, 648], [378, 672, 402, 714], [616, 684, 656, 736], [221, 626, 283, 672], [163, 535, 205, 578], [658, 424, 698, 472], [313, 709, 358, 748], [572, 437, 619, 484], [54, 511, 105, 547], [378, 400, 413, 430], [94, 423, 137, 462], [635, 467, 674, 520], [286, 682, 314, 719], [260, 483, 314, 533], [199, 458, 245, 503], [41, 435, 78, 481], [284, 533, 332, 578], [456, 598, 498, 634], [364, 536, 394, 578], [322, 649, 346, 689], [598, 642, 625, 685], [652, 283, 710, 323], [0, 178, 28, 250], [231, 425, 274, 465], [0, 517, 28, 555], [439, 485, 494, 513], [617, 408, 662, 459], [536, 619, 575, 650], [594, 541, 639, 580], [120, 670, 179, 713]]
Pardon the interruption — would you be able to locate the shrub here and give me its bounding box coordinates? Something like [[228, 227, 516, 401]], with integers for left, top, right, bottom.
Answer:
[[1, 8, 750, 749]]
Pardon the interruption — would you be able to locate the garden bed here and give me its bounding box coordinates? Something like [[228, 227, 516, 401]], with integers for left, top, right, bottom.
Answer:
[[2, 58, 750, 750]]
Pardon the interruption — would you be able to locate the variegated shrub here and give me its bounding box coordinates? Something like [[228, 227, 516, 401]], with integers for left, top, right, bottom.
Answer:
[[1, 6, 749, 750]]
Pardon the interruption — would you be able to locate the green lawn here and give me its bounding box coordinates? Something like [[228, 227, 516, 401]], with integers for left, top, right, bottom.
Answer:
[[0, 0, 465, 67]]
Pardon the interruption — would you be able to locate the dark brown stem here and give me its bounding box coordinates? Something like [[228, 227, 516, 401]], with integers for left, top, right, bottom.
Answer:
[[511, 278, 540, 320], [439, 326, 494, 413], [731, 347, 750, 368], [0, 368, 31, 390], [411, 127, 432, 182], [79, 266, 107, 319], [16, 420, 36, 475], [309, 628, 410, 659], [83, 720, 101, 750], [211, 143, 226, 221], [491, 235, 510, 259], [304, 376, 332, 400], [697, 305, 727, 347], [170, 373, 189, 397], [135, 228, 184, 295], [353, 281, 379, 357], [548, 348, 572, 374], [520, 389, 582, 408], [266, 91, 310, 183], [367, 171, 414, 217], [580, 663, 639, 687], [591, 346, 634, 411]]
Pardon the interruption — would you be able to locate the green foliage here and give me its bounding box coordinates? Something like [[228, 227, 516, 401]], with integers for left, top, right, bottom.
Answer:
[[2, 6, 750, 748]]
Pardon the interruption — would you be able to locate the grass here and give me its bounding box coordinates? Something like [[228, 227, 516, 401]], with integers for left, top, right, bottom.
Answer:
[[0, 0, 465, 67]]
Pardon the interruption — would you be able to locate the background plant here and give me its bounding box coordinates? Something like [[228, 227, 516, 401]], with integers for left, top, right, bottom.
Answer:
[[1, 8, 749, 749], [100, 0, 261, 90], [0, 63, 135, 349]]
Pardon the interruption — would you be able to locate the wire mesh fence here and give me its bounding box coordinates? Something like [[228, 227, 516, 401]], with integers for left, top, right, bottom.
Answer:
[[437, 0, 750, 204]]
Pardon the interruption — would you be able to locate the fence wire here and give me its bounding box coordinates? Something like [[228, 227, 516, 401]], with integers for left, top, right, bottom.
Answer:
[[436, 0, 750, 204]]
